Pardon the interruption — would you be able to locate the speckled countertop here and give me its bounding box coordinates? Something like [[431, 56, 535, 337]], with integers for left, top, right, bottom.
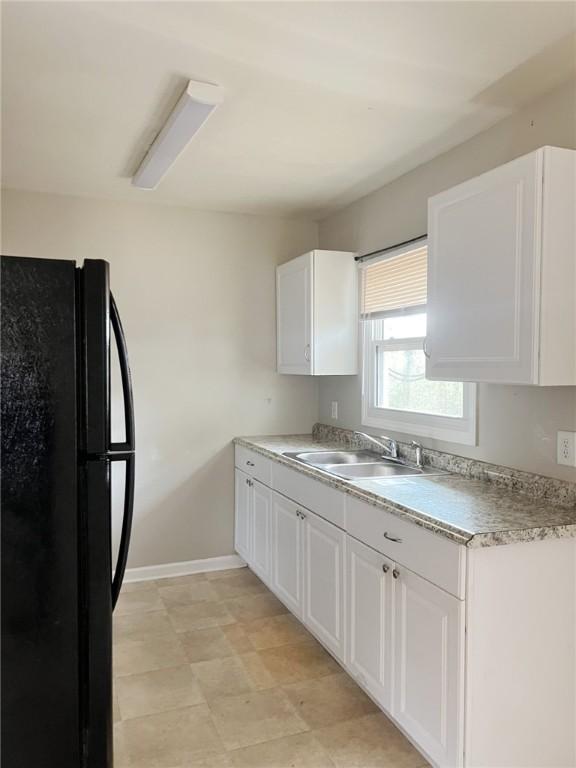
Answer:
[[234, 434, 576, 548]]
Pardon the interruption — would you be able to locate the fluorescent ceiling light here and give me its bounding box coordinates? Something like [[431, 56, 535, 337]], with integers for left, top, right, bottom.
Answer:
[[132, 79, 224, 189]]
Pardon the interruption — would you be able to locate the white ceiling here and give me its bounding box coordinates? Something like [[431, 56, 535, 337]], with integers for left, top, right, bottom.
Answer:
[[2, 2, 575, 218]]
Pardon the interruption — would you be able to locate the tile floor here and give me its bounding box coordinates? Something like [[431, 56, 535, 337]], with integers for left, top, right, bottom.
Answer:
[[113, 567, 430, 768]]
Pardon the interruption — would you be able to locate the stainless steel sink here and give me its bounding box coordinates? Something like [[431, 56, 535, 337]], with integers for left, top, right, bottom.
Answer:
[[292, 450, 383, 465], [283, 450, 444, 480], [330, 463, 427, 479]]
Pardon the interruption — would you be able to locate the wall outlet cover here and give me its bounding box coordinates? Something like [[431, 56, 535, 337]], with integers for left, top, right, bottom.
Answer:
[[557, 431, 576, 467]]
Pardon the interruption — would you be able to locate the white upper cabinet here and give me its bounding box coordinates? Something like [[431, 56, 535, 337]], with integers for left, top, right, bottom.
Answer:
[[276, 250, 358, 375], [427, 146, 576, 385]]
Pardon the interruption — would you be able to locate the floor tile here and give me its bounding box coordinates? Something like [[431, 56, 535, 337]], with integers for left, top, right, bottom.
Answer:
[[228, 731, 334, 768], [258, 640, 340, 685], [315, 712, 428, 768], [113, 723, 130, 767], [158, 581, 218, 608], [210, 574, 268, 601], [179, 626, 248, 663], [120, 580, 159, 594], [116, 665, 205, 720], [242, 613, 314, 650], [115, 588, 164, 616], [113, 691, 121, 723], [155, 572, 208, 588], [209, 687, 309, 751], [191, 653, 275, 701], [168, 601, 236, 632], [205, 567, 250, 581], [225, 592, 289, 623], [114, 610, 174, 643], [114, 634, 188, 678], [282, 672, 377, 729], [220, 623, 254, 654], [121, 705, 224, 767]]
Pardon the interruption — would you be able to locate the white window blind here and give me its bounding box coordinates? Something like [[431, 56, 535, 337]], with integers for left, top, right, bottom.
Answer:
[[361, 245, 427, 317]]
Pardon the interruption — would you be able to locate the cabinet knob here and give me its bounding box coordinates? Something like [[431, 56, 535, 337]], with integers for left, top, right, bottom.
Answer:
[[246, 479, 253, 487], [382, 564, 389, 574], [246, 461, 255, 467], [392, 568, 400, 579]]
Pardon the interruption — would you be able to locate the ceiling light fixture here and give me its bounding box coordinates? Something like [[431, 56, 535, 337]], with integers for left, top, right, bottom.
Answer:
[[132, 79, 224, 189]]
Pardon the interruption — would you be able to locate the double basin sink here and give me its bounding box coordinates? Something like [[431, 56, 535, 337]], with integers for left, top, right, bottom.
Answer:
[[283, 449, 443, 481]]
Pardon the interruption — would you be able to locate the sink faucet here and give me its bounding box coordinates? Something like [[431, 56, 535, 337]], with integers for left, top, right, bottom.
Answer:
[[411, 441, 423, 469], [354, 431, 399, 460]]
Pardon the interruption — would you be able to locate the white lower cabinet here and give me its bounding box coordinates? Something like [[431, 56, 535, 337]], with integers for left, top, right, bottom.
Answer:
[[251, 480, 272, 586], [235, 447, 574, 768], [302, 509, 346, 662], [393, 566, 464, 768], [271, 492, 303, 616], [346, 536, 393, 712], [234, 469, 252, 563]]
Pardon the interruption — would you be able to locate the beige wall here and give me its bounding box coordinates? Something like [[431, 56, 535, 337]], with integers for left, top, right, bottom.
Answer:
[[318, 79, 576, 482], [2, 189, 318, 567]]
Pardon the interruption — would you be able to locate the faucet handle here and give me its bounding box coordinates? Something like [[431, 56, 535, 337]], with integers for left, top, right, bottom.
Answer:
[[379, 435, 398, 458]]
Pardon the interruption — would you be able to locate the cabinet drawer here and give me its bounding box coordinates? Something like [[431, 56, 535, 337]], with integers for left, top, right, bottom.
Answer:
[[272, 463, 345, 530], [235, 446, 272, 487], [346, 497, 465, 598]]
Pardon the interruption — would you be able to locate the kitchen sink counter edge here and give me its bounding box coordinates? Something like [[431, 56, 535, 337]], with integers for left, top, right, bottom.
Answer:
[[233, 434, 576, 548]]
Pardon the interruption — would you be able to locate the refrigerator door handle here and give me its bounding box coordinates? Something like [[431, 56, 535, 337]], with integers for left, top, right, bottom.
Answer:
[[109, 293, 136, 610]]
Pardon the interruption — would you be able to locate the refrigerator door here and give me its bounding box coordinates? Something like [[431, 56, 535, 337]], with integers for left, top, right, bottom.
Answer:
[[78, 259, 114, 768], [1, 255, 82, 768], [79, 261, 136, 767]]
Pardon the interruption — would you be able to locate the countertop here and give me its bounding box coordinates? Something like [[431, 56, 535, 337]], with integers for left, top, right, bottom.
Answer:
[[234, 434, 576, 548]]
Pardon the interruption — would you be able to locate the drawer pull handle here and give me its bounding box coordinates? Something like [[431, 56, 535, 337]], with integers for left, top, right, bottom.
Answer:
[[383, 532, 402, 543], [382, 564, 389, 574], [392, 568, 400, 579], [246, 461, 255, 467]]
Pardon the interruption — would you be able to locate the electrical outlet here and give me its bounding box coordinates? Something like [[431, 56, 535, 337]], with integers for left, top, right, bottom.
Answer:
[[557, 431, 576, 466], [331, 401, 338, 419]]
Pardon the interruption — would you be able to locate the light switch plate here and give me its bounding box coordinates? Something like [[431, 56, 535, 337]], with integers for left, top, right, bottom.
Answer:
[[557, 431, 576, 466], [331, 401, 338, 419]]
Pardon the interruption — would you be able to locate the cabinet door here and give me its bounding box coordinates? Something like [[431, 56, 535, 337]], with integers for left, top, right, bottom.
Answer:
[[271, 493, 303, 616], [393, 566, 464, 767], [234, 469, 252, 563], [347, 537, 393, 712], [427, 150, 541, 384], [251, 480, 272, 585], [302, 509, 346, 661], [276, 252, 313, 374]]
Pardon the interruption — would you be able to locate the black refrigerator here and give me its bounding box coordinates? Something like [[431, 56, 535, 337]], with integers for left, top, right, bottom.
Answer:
[[1, 255, 135, 768]]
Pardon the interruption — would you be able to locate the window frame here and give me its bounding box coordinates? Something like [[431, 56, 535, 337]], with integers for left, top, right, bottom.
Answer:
[[359, 252, 477, 446]]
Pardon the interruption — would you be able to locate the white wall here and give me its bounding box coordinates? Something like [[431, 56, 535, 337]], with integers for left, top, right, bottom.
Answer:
[[318, 79, 576, 482], [2, 189, 318, 566]]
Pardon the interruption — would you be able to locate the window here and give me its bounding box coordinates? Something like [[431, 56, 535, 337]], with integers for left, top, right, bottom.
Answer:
[[361, 240, 476, 445]]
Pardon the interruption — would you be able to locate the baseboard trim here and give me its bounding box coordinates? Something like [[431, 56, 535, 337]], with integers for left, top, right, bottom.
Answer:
[[124, 554, 246, 583]]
